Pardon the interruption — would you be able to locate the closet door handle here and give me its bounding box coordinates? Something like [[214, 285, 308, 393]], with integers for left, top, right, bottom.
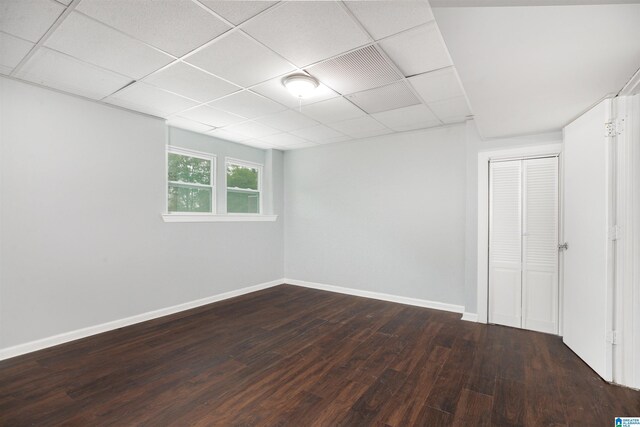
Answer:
[[558, 242, 569, 251]]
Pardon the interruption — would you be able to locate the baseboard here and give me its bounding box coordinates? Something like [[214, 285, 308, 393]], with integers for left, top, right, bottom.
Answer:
[[0, 279, 284, 361], [461, 312, 478, 322], [285, 278, 464, 314]]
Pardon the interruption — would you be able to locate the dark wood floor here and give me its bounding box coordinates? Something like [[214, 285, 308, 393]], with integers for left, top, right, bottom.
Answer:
[[1, 285, 638, 426]]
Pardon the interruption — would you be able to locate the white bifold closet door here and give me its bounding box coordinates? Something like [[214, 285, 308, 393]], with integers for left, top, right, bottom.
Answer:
[[489, 157, 559, 334]]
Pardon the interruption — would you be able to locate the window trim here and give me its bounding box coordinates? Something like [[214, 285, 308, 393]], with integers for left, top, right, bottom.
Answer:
[[161, 213, 277, 223], [225, 157, 264, 215], [166, 146, 216, 214]]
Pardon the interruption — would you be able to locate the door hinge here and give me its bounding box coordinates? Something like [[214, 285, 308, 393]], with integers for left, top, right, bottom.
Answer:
[[605, 118, 625, 137], [606, 330, 620, 345], [609, 225, 621, 241]]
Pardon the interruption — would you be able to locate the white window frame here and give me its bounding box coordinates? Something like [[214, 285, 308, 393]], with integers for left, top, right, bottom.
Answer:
[[225, 157, 263, 215], [166, 146, 216, 214]]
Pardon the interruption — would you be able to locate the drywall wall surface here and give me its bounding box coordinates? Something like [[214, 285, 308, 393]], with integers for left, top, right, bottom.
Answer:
[[0, 77, 284, 349], [463, 120, 562, 313], [284, 126, 468, 306]]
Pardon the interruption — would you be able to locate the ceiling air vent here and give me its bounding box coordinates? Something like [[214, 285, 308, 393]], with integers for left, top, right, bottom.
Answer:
[[306, 45, 402, 95]]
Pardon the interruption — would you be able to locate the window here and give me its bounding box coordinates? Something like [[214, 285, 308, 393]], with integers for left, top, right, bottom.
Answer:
[[226, 159, 262, 214], [167, 148, 215, 213]]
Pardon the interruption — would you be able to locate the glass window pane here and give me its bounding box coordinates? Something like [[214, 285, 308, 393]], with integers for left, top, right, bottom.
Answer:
[[168, 153, 211, 185], [227, 189, 260, 214], [226, 163, 258, 190], [168, 184, 212, 212]]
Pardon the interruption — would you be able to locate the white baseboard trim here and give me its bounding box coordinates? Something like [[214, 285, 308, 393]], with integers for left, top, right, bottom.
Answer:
[[285, 278, 464, 314], [0, 279, 284, 361], [461, 312, 478, 322]]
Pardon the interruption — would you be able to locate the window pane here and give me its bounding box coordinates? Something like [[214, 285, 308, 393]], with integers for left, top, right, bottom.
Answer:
[[226, 163, 258, 190], [168, 153, 211, 185], [168, 184, 212, 212], [227, 189, 260, 214]]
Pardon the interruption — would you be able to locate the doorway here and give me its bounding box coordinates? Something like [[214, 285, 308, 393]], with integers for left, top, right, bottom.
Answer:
[[488, 156, 559, 334]]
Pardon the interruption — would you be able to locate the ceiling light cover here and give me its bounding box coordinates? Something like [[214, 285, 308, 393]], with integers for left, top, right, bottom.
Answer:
[[282, 74, 319, 98]]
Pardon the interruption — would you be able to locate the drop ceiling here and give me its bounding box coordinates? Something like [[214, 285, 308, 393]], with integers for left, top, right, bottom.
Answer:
[[0, 0, 471, 150], [4, 1, 638, 148]]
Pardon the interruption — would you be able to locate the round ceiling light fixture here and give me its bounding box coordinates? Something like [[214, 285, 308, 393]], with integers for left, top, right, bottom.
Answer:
[[282, 74, 319, 99]]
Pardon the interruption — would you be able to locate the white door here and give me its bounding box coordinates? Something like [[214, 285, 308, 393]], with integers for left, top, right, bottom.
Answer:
[[522, 157, 559, 334], [563, 99, 613, 381], [489, 157, 559, 334], [489, 160, 523, 328]]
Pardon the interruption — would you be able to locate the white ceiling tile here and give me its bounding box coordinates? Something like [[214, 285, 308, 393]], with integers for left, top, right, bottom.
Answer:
[[144, 62, 240, 102], [104, 82, 198, 117], [408, 67, 464, 103], [199, 1, 276, 25], [291, 124, 346, 143], [45, 12, 174, 80], [328, 116, 389, 138], [256, 133, 309, 147], [77, 0, 231, 56], [299, 97, 365, 123], [167, 117, 214, 133], [207, 128, 250, 142], [179, 105, 246, 127], [254, 109, 319, 132], [280, 142, 317, 150], [306, 45, 402, 95], [251, 76, 339, 109], [379, 23, 452, 77], [346, 81, 420, 114], [0, 0, 64, 42], [372, 104, 441, 131], [239, 139, 277, 149], [242, 1, 370, 67], [427, 96, 472, 121], [0, 64, 13, 75], [16, 47, 131, 100], [316, 135, 352, 145], [440, 116, 469, 125], [0, 32, 34, 69], [207, 90, 286, 119], [351, 128, 393, 139], [224, 121, 280, 139], [345, 1, 434, 40], [185, 31, 294, 87]]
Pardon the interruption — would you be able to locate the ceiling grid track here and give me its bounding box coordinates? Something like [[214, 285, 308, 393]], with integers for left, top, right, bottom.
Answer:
[[10, 0, 82, 77], [2, 0, 475, 149]]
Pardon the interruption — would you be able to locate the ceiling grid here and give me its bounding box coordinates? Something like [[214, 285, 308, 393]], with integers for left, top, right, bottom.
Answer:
[[0, 0, 474, 150]]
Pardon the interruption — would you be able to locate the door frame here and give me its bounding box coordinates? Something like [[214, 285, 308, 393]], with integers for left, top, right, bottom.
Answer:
[[614, 94, 640, 389], [476, 143, 563, 330]]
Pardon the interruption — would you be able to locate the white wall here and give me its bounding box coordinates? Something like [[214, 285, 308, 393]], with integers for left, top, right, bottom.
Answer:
[[284, 126, 468, 306], [284, 121, 562, 313], [0, 75, 566, 354], [0, 77, 284, 350]]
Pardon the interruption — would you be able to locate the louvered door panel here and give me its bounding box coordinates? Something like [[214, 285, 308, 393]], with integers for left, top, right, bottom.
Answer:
[[522, 157, 559, 334], [489, 160, 522, 328]]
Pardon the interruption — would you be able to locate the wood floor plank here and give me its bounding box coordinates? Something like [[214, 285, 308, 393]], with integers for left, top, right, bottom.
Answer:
[[374, 344, 450, 426], [336, 368, 407, 426], [452, 388, 493, 426], [1, 284, 638, 426], [492, 378, 526, 427]]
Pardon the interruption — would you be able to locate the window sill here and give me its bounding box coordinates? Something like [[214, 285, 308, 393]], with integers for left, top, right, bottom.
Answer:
[[161, 213, 278, 223]]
